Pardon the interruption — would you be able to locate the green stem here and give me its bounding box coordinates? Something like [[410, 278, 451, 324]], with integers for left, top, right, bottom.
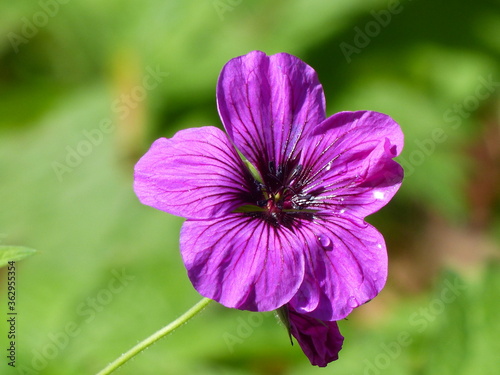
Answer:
[[95, 297, 212, 375]]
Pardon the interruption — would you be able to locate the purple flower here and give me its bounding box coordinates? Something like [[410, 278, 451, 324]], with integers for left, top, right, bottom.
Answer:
[[134, 51, 404, 322], [278, 304, 344, 367]]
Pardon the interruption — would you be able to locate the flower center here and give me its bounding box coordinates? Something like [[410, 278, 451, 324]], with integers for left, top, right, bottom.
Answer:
[[238, 161, 318, 228], [265, 190, 292, 212]]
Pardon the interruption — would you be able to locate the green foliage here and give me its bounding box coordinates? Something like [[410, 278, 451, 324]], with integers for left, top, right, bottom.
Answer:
[[0, 246, 36, 268]]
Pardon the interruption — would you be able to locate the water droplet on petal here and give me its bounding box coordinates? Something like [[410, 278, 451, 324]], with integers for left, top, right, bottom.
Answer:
[[317, 234, 333, 251], [373, 190, 385, 200], [325, 161, 332, 171], [347, 296, 358, 308]]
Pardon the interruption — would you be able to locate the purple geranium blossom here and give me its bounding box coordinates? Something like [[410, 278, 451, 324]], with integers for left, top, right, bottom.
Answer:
[[134, 51, 404, 322], [278, 304, 344, 367]]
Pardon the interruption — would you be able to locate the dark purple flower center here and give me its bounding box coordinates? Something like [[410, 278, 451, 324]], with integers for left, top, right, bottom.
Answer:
[[240, 160, 320, 228]]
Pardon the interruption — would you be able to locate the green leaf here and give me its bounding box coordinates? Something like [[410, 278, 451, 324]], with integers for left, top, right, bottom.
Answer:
[[0, 246, 37, 267]]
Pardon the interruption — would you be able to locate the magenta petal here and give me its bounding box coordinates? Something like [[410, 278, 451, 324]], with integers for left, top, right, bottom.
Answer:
[[180, 215, 305, 311], [217, 50, 326, 172], [300, 111, 404, 218], [288, 306, 344, 367], [289, 215, 387, 321], [134, 126, 251, 220], [288, 269, 321, 315]]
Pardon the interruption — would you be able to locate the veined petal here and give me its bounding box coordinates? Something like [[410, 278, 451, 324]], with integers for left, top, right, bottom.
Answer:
[[134, 126, 251, 220], [287, 306, 344, 367], [289, 215, 387, 321], [217, 50, 326, 173], [299, 111, 404, 219], [180, 215, 305, 312]]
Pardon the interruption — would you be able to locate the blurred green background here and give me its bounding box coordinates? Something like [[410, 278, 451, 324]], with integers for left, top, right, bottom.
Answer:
[[1, 0, 499, 374]]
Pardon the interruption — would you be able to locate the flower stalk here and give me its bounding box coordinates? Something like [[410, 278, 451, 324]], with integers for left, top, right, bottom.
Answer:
[[95, 297, 212, 375]]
